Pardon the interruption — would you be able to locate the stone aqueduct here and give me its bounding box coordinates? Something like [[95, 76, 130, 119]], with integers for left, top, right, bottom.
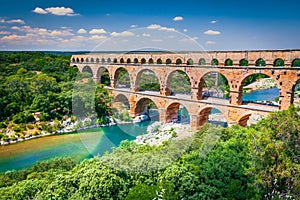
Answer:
[[71, 50, 300, 129]]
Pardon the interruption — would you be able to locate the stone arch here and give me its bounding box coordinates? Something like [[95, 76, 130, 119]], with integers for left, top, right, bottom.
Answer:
[[76, 58, 79, 62], [211, 58, 219, 66], [237, 113, 252, 127], [141, 58, 146, 64], [82, 66, 93, 76], [85, 58, 89, 62], [166, 58, 172, 64], [113, 58, 118, 63], [239, 58, 248, 66], [198, 106, 227, 127], [113, 67, 131, 88], [187, 58, 194, 65], [274, 58, 284, 67], [176, 58, 182, 65], [238, 72, 280, 105], [199, 58, 206, 65], [255, 58, 266, 66], [127, 58, 131, 64], [292, 58, 300, 67], [101, 58, 105, 63], [120, 58, 124, 63], [165, 69, 192, 95], [135, 69, 160, 92], [225, 58, 233, 66], [166, 102, 190, 124], [134, 97, 159, 121], [96, 58, 100, 63], [134, 58, 138, 64], [80, 58, 84, 63], [114, 93, 130, 108], [291, 79, 300, 106], [96, 66, 110, 86], [157, 58, 162, 64], [107, 58, 112, 63], [198, 71, 229, 99], [149, 58, 154, 64], [72, 57, 75, 62], [91, 58, 94, 63]]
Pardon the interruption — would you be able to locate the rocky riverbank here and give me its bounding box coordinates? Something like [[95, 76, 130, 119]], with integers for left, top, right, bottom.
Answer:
[[243, 78, 277, 93]]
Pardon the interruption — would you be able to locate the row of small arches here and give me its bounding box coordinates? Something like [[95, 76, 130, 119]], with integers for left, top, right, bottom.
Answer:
[[72, 57, 300, 67]]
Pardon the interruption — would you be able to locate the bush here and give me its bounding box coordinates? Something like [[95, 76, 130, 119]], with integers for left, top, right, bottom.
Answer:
[[27, 124, 35, 129]]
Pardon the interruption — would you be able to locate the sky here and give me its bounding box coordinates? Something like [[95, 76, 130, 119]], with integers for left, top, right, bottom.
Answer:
[[0, 0, 299, 51]]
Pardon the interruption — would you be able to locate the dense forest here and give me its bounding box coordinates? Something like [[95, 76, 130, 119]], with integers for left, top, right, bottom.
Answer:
[[0, 52, 111, 142], [0, 106, 299, 199]]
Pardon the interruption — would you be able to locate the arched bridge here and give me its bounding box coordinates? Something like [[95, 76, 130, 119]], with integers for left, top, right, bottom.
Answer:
[[71, 50, 300, 129]]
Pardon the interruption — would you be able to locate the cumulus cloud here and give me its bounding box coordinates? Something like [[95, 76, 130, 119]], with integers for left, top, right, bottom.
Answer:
[[33, 7, 79, 16], [33, 7, 48, 14], [142, 33, 151, 37], [110, 31, 134, 37], [90, 35, 107, 40], [1, 34, 27, 41], [89, 28, 107, 34], [204, 30, 221, 35], [0, 31, 10, 35], [206, 41, 216, 45], [1, 19, 25, 24], [130, 24, 138, 28], [210, 20, 217, 24], [183, 29, 188, 32], [173, 16, 183, 21], [147, 24, 176, 32], [77, 28, 87, 34]]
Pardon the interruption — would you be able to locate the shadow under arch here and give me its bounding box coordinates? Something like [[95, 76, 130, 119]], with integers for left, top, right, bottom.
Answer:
[[82, 65, 93, 77], [96, 66, 110, 86], [198, 106, 227, 127], [198, 71, 230, 100], [134, 97, 159, 121], [135, 69, 160, 92], [165, 69, 191, 96], [113, 67, 131, 88], [165, 102, 190, 124]]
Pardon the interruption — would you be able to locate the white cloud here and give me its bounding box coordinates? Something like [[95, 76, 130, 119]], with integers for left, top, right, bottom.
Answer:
[[142, 33, 151, 37], [33, 7, 79, 16], [206, 41, 216, 45], [33, 7, 48, 14], [50, 30, 73, 36], [152, 39, 162, 42], [106, 14, 111, 16], [89, 28, 107, 34], [77, 28, 87, 34], [210, 20, 217, 24], [90, 35, 107, 40], [147, 24, 176, 32], [0, 31, 10, 35], [173, 16, 183, 21], [204, 30, 221, 35], [0, 34, 27, 41], [130, 24, 138, 28], [183, 29, 188, 32], [5, 19, 25, 24], [110, 31, 134, 37]]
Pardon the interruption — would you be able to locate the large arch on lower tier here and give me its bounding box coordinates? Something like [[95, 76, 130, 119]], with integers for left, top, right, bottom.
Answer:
[[114, 93, 130, 108], [165, 102, 190, 124], [197, 71, 230, 100], [292, 78, 300, 106], [113, 67, 131, 89], [96, 66, 110, 86], [165, 69, 192, 96], [237, 113, 252, 127], [197, 106, 227, 127], [82, 66, 93, 77], [134, 97, 159, 121], [134, 68, 160, 92]]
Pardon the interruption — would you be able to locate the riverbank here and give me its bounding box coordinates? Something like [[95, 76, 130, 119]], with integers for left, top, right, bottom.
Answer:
[[243, 78, 277, 93], [0, 117, 116, 146]]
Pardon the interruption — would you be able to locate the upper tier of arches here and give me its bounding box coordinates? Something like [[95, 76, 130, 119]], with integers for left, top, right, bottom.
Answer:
[[72, 55, 300, 67]]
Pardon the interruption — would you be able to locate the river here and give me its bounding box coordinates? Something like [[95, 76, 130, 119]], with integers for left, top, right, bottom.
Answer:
[[0, 87, 280, 172]]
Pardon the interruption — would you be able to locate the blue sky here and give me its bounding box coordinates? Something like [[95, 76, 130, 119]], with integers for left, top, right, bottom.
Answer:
[[0, 0, 299, 51]]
